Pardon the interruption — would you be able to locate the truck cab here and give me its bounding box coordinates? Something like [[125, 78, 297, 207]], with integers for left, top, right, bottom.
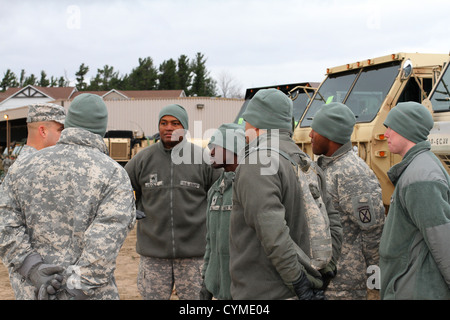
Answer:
[[293, 53, 449, 206], [234, 82, 319, 128], [424, 58, 450, 172]]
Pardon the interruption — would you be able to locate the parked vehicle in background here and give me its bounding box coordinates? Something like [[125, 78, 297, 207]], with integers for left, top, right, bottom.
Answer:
[[234, 82, 319, 129], [293, 52, 449, 207], [424, 57, 450, 171], [104, 130, 151, 166]]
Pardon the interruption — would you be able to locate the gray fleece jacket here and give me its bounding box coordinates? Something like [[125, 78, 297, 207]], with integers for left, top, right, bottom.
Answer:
[[125, 139, 221, 259], [229, 130, 342, 299]]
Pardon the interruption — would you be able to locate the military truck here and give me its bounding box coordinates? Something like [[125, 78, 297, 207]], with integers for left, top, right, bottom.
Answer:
[[234, 82, 319, 127], [293, 52, 449, 207], [424, 57, 450, 172], [104, 130, 151, 165]]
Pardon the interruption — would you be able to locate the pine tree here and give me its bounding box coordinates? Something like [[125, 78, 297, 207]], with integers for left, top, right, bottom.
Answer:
[[158, 59, 178, 90], [19, 69, 26, 87], [0, 69, 18, 91], [127, 57, 158, 90], [23, 74, 37, 86], [177, 54, 192, 92], [87, 65, 121, 91], [189, 52, 217, 96], [1, 51, 220, 95], [39, 70, 50, 87], [75, 63, 89, 90], [58, 76, 68, 87]]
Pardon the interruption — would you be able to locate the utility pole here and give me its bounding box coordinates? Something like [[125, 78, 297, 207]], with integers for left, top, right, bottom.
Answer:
[[3, 114, 10, 155]]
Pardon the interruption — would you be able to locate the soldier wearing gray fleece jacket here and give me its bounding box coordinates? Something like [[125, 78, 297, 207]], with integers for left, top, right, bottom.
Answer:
[[229, 89, 342, 300], [125, 104, 221, 300], [380, 102, 450, 300]]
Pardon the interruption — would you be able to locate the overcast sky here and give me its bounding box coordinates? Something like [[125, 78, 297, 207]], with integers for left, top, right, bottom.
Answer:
[[1, 0, 449, 94]]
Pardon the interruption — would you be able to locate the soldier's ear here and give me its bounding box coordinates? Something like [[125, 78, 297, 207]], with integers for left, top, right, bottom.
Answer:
[[38, 125, 47, 138]]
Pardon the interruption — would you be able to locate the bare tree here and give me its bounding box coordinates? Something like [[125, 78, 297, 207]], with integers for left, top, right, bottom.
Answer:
[[216, 70, 244, 98]]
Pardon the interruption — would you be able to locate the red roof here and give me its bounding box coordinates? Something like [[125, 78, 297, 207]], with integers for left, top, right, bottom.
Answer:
[[0, 86, 76, 103], [0, 86, 185, 104], [0, 87, 22, 102], [71, 89, 185, 99], [37, 86, 77, 100]]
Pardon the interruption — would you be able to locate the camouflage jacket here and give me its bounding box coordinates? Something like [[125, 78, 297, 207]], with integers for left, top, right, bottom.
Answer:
[[16, 145, 37, 160], [0, 128, 136, 300], [317, 142, 385, 295]]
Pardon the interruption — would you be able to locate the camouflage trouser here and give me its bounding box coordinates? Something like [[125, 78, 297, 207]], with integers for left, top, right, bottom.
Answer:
[[137, 255, 203, 300], [325, 289, 367, 300]]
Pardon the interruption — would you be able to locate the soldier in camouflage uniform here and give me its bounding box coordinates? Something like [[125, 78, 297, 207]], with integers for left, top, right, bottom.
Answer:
[[19, 103, 66, 159], [0, 93, 136, 300], [1, 156, 12, 174], [310, 102, 385, 300]]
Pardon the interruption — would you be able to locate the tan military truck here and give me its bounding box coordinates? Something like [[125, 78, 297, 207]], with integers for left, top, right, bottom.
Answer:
[[234, 82, 319, 127], [424, 57, 450, 172], [104, 130, 151, 166], [293, 52, 449, 207]]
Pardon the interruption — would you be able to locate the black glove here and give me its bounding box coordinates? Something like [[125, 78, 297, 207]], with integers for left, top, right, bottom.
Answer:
[[311, 289, 326, 300], [199, 281, 213, 300], [320, 262, 337, 291], [136, 210, 146, 220], [292, 272, 326, 300]]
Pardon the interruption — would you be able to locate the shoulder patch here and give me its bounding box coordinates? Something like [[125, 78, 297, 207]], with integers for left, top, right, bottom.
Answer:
[[352, 194, 376, 228]]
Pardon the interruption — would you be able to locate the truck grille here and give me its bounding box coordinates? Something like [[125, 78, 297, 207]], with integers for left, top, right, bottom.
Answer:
[[438, 155, 450, 174], [110, 141, 129, 160]]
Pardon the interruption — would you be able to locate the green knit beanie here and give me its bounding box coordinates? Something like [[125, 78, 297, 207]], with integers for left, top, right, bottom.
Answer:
[[243, 89, 293, 130], [311, 102, 356, 144], [208, 123, 246, 155], [65, 93, 108, 137], [159, 104, 189, 130], [384, 102, 433, 143]]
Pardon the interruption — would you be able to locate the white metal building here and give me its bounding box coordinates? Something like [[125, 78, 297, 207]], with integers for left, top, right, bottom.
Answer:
[[61, 96, 244, 140], [0, 85, 244, 151]]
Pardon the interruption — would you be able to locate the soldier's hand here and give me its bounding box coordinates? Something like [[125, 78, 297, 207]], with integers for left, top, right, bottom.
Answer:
[[29, 263, 64, 295], [37, 284, 59, 300], [199, 281, 213, 300], [136, 210, 146, 220], [292, 272, 325, 300], [319, 261, 337, 290]]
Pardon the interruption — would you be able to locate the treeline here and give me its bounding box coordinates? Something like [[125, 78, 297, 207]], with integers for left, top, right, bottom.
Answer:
[[1, 52, 218, 97]]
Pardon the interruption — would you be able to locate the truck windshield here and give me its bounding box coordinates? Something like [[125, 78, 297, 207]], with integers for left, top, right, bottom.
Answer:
[[301, 61, 401, 127], [300, 69, 359, 127], [290, 87, 316, 126], [234, 86, 314, 126], [430, 62, 450, 112]]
